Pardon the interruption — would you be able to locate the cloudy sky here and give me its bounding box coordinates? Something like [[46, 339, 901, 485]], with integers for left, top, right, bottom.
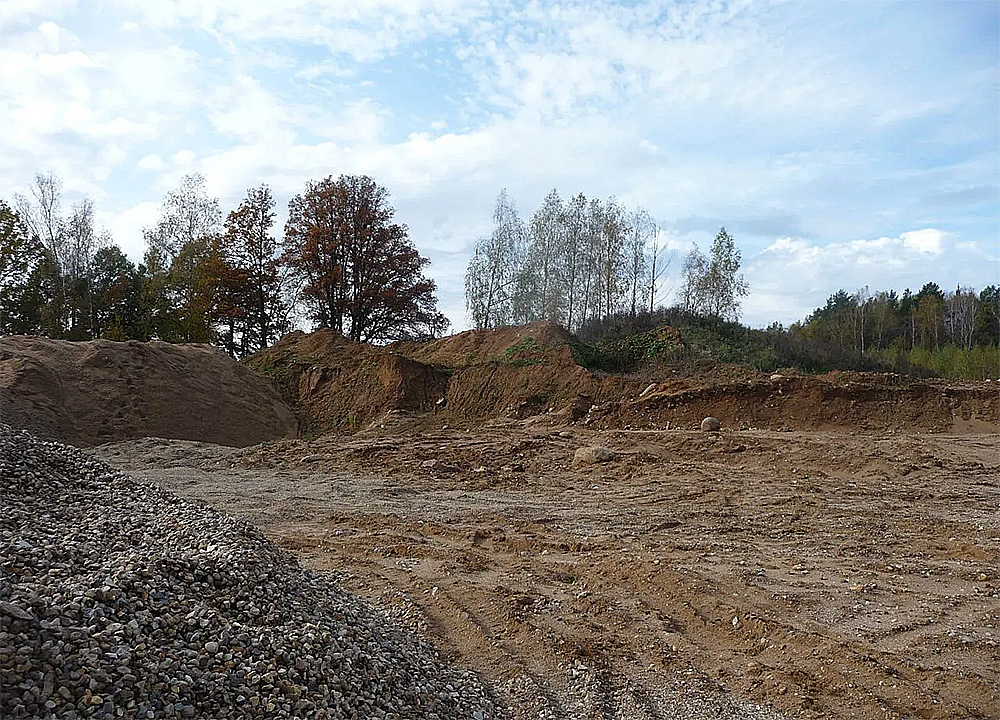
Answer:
[[2, 0, 998, 329]]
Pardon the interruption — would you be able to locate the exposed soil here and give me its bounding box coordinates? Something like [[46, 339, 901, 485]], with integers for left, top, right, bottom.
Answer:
[[247, 323, 1000, 438], [6, 326, 999, 717], [96, 422, 1000, 720], [0, 335, 296, 447]]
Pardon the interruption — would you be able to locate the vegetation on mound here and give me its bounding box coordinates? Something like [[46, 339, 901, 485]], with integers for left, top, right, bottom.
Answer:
[[572, 325, 684, 374], [498, 337, 546, 366], [573, 308, 998, 379]]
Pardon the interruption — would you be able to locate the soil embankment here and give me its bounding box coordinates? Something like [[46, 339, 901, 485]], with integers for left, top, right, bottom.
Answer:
[[249, 323, 1000, 436], [0, 336, 296, 447]]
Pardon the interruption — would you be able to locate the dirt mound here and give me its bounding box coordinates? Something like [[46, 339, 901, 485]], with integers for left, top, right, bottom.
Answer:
[[251, 323, 609, 434], [392, 321, 576, 367], [0, 336, 296, 447], [597, 370, 1000, 433], [246, 329, 450, 436], [250, 324, 1000, 436]]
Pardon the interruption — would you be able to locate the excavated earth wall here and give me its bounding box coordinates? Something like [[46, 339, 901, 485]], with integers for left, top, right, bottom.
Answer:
[[249, 325, 1000, 436]]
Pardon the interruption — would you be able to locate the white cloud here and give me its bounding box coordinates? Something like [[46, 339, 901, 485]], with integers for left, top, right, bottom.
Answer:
[[900, 228, 947, 255], [0, 0, 75, 24], [1, 0, 995, 334], [138, 154, 167, 171], [743, 231, 993, 326], [172, 150, 196, 167], [99, 201, 159, 262]]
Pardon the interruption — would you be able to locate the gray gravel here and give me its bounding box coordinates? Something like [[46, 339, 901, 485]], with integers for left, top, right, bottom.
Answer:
[[0, 424, 502, 719]]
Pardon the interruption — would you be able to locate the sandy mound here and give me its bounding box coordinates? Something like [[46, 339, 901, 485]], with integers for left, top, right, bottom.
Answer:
[[246, 330, 450, 436], [392, 321, 576, 367], [0, 336, 296, 447], [250, 322, 1000, 436], [249, 323, 599, 434]]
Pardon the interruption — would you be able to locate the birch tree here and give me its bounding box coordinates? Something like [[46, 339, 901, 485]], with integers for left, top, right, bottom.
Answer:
[[703, 227, 748, 322], [680, 243, 709, 315], [525, 189, 567, 323], [14, 172, 66, 335], [143, 174, 221, 263], [465, 189, 527, 328], [624, 207, 655, 317], [945, 286, 979, 350], [562, 193, 588, 330]]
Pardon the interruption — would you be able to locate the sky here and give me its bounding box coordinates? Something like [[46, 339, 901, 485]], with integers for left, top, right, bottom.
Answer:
[[1, 0, 998, 330]]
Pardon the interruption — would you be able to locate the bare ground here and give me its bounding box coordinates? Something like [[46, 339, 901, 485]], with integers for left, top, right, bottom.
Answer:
[[95, 423, 1000, 720]]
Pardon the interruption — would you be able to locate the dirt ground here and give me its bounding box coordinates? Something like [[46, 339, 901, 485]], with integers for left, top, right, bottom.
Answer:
[[96, 421, 1000, 720]]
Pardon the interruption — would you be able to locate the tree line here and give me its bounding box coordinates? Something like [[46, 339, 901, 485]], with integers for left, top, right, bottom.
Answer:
[[793, 283, 999, 379], [465, 189, 749, 332], [799, 283, 999, 353], [0, 172, 447, 357]]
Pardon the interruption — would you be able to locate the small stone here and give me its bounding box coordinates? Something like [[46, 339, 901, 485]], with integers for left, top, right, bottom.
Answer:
[[573, 446, 616, 466], [701, 416, 722, 432], [0, 601, 34, 621], [204, 641, 219, 654]]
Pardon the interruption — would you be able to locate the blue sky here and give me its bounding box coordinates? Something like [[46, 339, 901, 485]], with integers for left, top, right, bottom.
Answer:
[[1, 0, 997, 330]]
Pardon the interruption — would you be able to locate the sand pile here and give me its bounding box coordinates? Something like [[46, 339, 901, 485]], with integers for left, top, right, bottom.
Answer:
[[0, 424, 502, 719], [0, 336, 296, 446]]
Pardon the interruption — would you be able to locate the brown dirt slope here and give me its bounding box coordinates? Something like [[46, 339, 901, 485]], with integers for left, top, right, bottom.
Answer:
[[245, 329, 452, 436], [0, 336, 296, 447], [392, 320, 576, 366], [249, 323, 999, 436]]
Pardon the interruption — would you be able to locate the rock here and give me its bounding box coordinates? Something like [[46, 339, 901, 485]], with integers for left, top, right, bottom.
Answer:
[[701, 416, 722, 432], [422, 458, 459, 474], [639, 383, 659, 399], [569, 394, 593, 422], [0, 423, 503, 720], [573, 446, 616, 466], [0, 601, 34, 621]]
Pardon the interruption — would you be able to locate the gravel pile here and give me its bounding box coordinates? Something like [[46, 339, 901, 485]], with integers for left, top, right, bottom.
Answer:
[[0, 424, 503, 719]]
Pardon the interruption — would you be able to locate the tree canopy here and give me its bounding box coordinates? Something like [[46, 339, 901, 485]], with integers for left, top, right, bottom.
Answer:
[[282, 174, 447, 343], [679, 228, 748, 323], [2, 171, 448, 353], [465, 189, 667, 332]]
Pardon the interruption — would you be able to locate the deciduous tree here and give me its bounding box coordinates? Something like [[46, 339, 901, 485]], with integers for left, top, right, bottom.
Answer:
[[284, 175, 447, 342], [704, 227, 748, 322], [208, 185, 292, 356], [466, 189, 526, 328], [143, 174, 221, 263]]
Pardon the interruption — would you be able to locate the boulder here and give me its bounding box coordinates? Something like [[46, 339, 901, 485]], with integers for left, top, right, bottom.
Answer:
[[573, 446, 616, 466], [701, 416, 722, 432]]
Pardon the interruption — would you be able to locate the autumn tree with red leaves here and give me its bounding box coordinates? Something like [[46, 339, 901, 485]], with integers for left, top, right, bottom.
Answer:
[[282, 175, 447, 343]]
